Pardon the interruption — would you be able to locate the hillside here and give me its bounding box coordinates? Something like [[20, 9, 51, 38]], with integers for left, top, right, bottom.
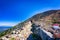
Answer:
[[0, 10, 60, 40], [17, 10, 60, 29]]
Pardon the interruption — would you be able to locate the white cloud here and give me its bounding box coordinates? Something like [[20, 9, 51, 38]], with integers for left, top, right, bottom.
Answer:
[[0, 22, 18, 26]]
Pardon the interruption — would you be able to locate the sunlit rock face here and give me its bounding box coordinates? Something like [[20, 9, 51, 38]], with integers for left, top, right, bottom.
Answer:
[[1, 21, 32, 40], [19, 21, 32, 40]]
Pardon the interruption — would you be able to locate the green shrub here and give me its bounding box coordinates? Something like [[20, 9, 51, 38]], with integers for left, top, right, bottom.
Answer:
[[10, 38, 15, 40]]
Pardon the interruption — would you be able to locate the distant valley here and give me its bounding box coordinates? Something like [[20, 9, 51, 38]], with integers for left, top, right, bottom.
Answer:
[[0, 26, 12, 32]]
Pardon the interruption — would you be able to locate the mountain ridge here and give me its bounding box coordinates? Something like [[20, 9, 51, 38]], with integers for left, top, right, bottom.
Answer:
[[16, 10, 60, 27], [0, 10, 60, 40]]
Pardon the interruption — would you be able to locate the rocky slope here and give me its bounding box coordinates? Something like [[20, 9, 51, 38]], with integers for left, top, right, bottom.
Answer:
[[0, 10, 60, 40]]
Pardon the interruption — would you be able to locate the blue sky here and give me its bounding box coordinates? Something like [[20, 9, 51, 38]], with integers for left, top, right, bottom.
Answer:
[[0, 0, 60, 26]]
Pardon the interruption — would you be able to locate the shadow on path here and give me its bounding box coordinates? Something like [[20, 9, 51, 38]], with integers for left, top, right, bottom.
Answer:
[[27, 33, 42, 40], [27, 23, 42, 40]]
